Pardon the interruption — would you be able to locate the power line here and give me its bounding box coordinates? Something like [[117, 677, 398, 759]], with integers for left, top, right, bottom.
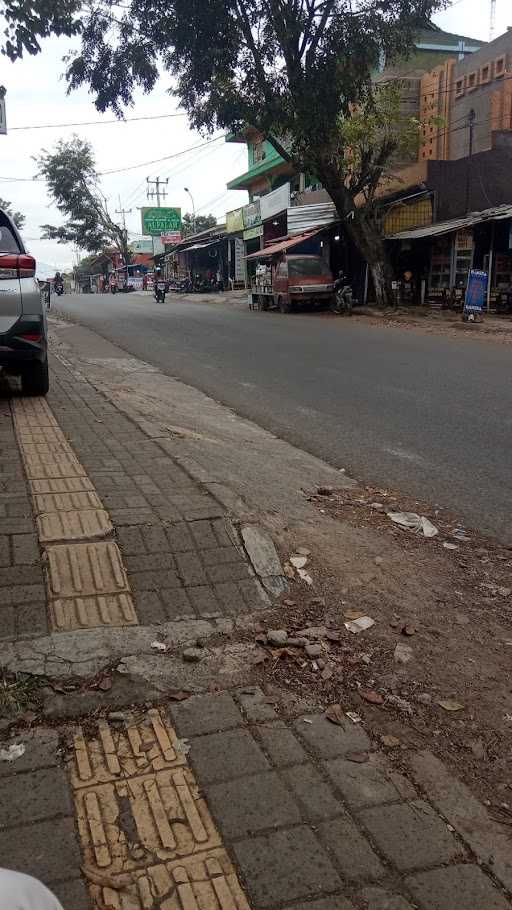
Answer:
[[8, 112, 187, 132]]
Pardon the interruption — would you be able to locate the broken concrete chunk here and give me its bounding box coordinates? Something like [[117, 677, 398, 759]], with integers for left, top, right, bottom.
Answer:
[[305, 643, 323, 658], [267, 630, 288, 647], [182, 647, 203, 663]]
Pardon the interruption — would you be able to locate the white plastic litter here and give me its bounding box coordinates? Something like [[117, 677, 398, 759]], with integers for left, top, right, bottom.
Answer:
[[344, 616, 375, 633], [388, 511, 438, 538], [443, 541, 459, 550], [150, 641, 169, 652], [0, 743, 25, 762], [290, 555, 308, 569], [297, 568, 313, 585], [346, 712, 362, 724]]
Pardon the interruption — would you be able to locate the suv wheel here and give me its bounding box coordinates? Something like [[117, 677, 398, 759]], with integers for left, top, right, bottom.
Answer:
[[278, 295, 292, 314], [21, 358, 49, 397]]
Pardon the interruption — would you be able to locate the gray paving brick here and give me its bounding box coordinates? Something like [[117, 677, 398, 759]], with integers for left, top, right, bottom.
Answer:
[[359, 800, 464, 872], [176, 551, 208, 586], [166, 522, 195, 552], [109, 508, 158, 526], [234, 827, 342, 908], [212, 518, 236, 547], [129, 569, 182, 591], [206, 770, 301, 838], [141, 525, 171, 553], [0, 730, 59, 777], [323, 756, 415, 810], [189, 519, 218, 548], [0, 518, 34, 534], [0, 768, 72, 826], [405, 865, 510, 910], [201, 546, 244, 566], [52, 876, 91, 909], [125, 553, 176, 573], [0, 817, 82, 884], [12, 533, 40, 566], [129, 590, 166, 623], [0, 566, 43, 587], [294, 714, 371, 759], [360, 887, 414, 910], [170, 692, 243, 736], [3, 585, 46, 606], [282, 764, 342, 821], [116, 526, 145, 554], [160, 587, 195, 619], [213, 579, 262, 615], [186, 585, 220, 617], [256, 722, 309, 767], [190, 728, 269, 783], [6, 500, 32, 518], [318, 815, 385, 881], [237, 688, 277, 723], [0, 606, 15, 638], [206, 561, 252, 584], [0, 535, 10, 567], [16, 602, 49, 637]]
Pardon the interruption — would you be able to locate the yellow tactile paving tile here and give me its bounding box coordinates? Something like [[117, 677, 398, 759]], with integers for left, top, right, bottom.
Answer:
[[88, 849, 251, 910], [37, 509, 113, 543], [30, 476, 97, 494], [75, 767, 221, 875], [49, 592, 138, 631], [69, 710, 187, 789], [46, 541, 130, 599], [33, 490, 103, 513], [16, 425, 69, 447], [23, 450, 87, 480], [11, 397, 58, 427]]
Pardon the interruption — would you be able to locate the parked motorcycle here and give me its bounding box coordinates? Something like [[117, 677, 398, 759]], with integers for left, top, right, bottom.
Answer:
[[330, 271, 353, 315], [154, 280, 168, 304], [54, 282, 64, 297]]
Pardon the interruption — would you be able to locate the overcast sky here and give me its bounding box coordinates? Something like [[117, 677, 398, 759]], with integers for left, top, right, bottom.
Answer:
[[1, 0, 509, 271]]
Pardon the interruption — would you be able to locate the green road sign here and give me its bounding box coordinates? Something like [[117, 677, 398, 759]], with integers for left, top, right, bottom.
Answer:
[[141, 207, 182, 236]]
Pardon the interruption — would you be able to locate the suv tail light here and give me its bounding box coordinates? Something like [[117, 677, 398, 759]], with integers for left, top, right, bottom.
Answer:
[[0, 254, 36, 279]]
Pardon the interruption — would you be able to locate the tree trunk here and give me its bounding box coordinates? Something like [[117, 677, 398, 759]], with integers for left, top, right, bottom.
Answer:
[[312, 160, 396, 308]]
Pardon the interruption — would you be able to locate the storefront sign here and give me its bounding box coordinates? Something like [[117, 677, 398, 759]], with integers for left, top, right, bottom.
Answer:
[[243, 225, 263, 241], [161, 231, 182, 245], [131, 239, 154, 254], [260, 183, 290, 222], [243, 200, 261, 229], [226, 207, 245, 234], [234, 237, 245, 282], [464, 269, 488, 314], [141, 207, 182, 236]]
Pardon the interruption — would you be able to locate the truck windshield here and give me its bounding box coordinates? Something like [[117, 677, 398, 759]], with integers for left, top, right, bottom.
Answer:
[[288, 257, 330, 277]]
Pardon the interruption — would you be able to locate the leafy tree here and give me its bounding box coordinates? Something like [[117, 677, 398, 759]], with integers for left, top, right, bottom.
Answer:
[[0, 197, 25, 230], [35, 136, 131, 267], [182, 212, 217, 237], [2, 0, 444, 305]]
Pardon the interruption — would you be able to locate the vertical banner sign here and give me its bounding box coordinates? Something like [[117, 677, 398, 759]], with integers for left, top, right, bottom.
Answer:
[[464, 269, 488, 317], [0, 90, 6, 135]]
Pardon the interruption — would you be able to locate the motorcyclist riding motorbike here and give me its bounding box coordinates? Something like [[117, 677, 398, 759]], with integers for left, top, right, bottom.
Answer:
[[331, 270, 353, 315], [54, 271, 64, 296], [154, 269, 168, 304]]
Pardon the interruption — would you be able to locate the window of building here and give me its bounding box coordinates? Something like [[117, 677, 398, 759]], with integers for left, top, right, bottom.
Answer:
[[454, 229, 473, 287], [467, 71, 478, 92], [480, 63, 491, 84], [429, 237, 452, 290], [455, 77, 465, 99], [495, 55, 506, 78]]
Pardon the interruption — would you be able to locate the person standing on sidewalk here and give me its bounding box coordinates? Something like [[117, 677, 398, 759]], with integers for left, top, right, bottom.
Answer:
[[0, 868, 64, 909]]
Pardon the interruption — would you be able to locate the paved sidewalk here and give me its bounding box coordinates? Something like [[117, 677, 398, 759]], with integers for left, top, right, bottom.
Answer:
[[0, 354, 510, 910]]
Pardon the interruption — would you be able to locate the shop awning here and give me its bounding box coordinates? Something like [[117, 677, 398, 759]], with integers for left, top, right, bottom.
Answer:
[[388, 203, 512, 241], [245, 228, 322, 260]]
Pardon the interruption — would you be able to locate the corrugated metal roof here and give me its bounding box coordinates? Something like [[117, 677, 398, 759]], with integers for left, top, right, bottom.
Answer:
[[245, 229, 322, 260], [387, 204, 512, 241], [287, 202, 337, 235]]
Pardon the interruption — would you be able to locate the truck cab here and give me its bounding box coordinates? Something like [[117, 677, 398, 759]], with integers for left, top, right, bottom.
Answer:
[[273, 253, 334, 312]]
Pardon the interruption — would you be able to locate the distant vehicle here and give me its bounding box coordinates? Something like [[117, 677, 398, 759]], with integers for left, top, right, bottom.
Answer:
[[251, 253, 334, 313], [0, 208, 49, 395]]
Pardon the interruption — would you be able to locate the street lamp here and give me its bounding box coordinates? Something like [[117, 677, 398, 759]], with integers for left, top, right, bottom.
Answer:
[[184, 187, 196, 234]]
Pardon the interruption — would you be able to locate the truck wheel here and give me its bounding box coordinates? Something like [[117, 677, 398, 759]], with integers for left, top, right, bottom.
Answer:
[[258, 296, 269, 311], [278, 295, 292, 314], [21, 358, 49, 397]]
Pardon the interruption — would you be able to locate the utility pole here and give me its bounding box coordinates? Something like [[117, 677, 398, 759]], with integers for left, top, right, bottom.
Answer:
[[115, 195, 132, 288], [146, 176, 169, 207], [465, 109, 476, 215]]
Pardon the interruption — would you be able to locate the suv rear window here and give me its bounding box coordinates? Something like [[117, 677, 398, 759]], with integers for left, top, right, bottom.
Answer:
[[0, 218, 21, 254], [288, 257, 331, 277]]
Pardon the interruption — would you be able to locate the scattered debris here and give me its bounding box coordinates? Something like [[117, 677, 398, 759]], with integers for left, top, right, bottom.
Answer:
[[303, 718, 313, 724], [374, 556, 384, 565], [168, 691, 190, 702], [317, 486, 334, 496], [443, 541, 459, 550], [97, 676, 113, 692], [401, 624, 417, 637], [394, 643, 413, 664], [296, 547, 311, 556], [346, 751, 369, 763], [452, 527, 470, 541], [267, 630, 288, 647], [416, 693, 432, 705], [182, 648, 203, 663], [380, 734, 401, 748], [321, 664, 334, 681], [371, 503, 385, 511], [344, 609, 366, 621], [297, 568, 313, 585], [360, 689, 384, 705], [346, 711, 363, 724], [345, 616, 375, 634], [325, 703, 345, 726], [388, 511, 438, 538], [150, 641, 169, 653], [175, 737, 191, 755], [283, 598, 296, 606], [438, 699, 465, 712], [326, 630, 341, 642], [290, 555, 308, 569], [0, 743, 25, 762], [305, 643, 323, 658], [386, 694, 413, 715]]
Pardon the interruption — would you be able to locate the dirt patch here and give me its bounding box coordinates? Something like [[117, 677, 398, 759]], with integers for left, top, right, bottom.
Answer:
[[353, 306, 512, 345], [249, 481, 512, 812]]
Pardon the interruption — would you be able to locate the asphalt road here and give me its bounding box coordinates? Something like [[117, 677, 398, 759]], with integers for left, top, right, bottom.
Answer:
[[54, 292, 512, 540]]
